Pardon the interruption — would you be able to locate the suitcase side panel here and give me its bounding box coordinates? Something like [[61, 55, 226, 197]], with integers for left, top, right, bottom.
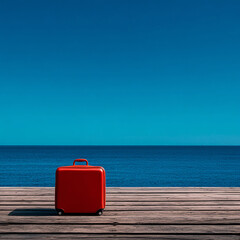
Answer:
[[102, 168, 106, 209]]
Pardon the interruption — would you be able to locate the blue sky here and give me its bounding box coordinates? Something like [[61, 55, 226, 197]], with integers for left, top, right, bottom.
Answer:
[[0, 0, 240, 145]]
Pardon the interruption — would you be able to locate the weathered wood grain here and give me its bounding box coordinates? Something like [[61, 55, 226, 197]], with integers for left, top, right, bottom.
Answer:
[[1, 195, 240, 201], [0, 234, 240, 240], [0, 203, 240, 211], [1, 214, 240, 224], [1, 200, 240, 206], [1, 224, 240, 234], [3, 210, 240, 217], [2, 205, 240, 211], [0, 187, 239, 239]]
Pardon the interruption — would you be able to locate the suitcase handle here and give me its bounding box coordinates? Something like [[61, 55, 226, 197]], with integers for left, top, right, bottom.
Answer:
[[73, 159, 88, 166]]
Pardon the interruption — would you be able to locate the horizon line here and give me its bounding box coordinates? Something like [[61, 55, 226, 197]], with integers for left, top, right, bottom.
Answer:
[[0, 144, 240, 147]]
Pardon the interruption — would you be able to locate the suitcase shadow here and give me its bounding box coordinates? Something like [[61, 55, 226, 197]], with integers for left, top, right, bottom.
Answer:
[[8, 208, 99, 216], [9, 208, 58, 216]]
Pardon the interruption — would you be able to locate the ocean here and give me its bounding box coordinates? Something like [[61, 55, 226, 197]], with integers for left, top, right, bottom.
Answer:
[[0, 146, 239, 187]]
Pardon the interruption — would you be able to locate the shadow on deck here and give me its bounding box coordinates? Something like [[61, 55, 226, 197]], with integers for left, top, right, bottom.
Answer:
[[8, 208, 101, 216]]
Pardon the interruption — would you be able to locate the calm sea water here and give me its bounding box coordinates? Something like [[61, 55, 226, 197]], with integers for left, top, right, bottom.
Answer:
[[0, 146, 239, 187]]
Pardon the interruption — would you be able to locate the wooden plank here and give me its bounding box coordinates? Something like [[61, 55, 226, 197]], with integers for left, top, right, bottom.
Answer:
[[1, 195, 240, 201], [1, 214, 240, 224], [0, 187, 240, 238], [108, 187, 240, 192], [1, 191, 240, 196], [2, 192, 240, 196], [1, 201, 240, 206], [1, 205, 240, 211], [1, 234, 240, 240], [2, 210, 240, 217], [1, 224, 240, 234]]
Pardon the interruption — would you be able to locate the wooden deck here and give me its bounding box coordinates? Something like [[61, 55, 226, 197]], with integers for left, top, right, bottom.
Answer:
[[0, 187, 240, 239]]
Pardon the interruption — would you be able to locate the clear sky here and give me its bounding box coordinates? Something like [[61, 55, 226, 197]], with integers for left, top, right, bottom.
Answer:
[[0, 0, 240, 145]]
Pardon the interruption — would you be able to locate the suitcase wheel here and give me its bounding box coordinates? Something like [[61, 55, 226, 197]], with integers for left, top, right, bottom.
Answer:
[[96, 209, 103, 216], [57, 209, 64, 216]]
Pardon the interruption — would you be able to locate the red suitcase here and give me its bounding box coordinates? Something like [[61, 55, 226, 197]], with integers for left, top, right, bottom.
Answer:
[[55, 159, 106, 216]]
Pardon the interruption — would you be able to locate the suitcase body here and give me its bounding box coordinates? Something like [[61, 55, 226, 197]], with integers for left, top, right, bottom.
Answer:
[[55, 159, 106, 215]]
